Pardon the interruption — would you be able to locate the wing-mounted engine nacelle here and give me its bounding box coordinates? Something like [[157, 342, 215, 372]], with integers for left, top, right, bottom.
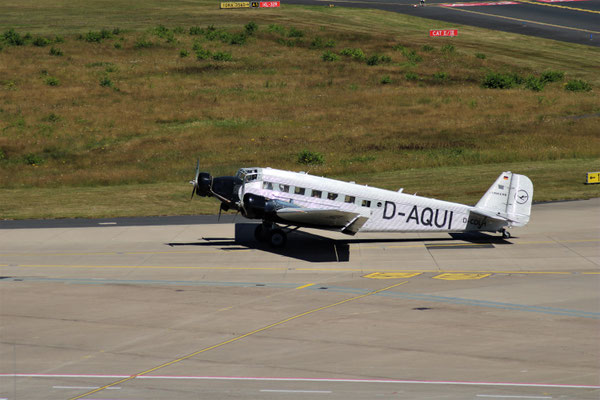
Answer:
[[243, 193, 278, 219]]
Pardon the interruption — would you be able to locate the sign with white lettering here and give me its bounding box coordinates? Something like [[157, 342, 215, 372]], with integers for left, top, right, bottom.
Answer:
[[429, 29, 458, 37]]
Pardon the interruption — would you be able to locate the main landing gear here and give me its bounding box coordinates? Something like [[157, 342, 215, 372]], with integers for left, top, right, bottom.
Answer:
[[254, 222, 291, 248], [500, 228, 511, 239]]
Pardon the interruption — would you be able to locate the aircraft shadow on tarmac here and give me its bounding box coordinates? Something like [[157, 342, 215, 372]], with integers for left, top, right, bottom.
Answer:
[[166, 223, 511, 263]]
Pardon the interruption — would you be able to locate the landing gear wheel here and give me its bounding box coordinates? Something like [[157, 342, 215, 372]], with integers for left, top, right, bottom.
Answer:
[[269, 229, 287, 248], [501, 229, 511, 239]]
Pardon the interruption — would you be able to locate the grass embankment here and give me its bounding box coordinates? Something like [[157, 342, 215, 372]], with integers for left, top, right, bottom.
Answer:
[[0, 0, 599, 219]]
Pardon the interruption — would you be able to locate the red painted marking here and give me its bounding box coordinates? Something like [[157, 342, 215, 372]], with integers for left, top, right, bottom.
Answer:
[[260, 1, 280, 6], [429, 29, 458, 37], [536, 0, 589, 2], [442, 1, 518, 6]]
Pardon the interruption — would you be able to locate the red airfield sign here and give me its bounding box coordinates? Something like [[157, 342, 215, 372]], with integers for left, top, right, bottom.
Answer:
[[429, 29, 458, 37]]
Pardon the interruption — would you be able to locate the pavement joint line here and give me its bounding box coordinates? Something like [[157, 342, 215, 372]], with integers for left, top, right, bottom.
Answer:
[[444, 6, 600, 33], [0, 238, 597, 257], [4, 264, 588, 274], [67, 281, 409, 400]]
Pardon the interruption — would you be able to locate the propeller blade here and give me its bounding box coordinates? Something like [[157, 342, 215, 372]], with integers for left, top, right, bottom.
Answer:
[[218, 204, 222, 222], [190, 159, 201, 200]]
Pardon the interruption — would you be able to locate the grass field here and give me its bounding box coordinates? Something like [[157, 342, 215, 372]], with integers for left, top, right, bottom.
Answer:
[[0, 0, 599, 219]]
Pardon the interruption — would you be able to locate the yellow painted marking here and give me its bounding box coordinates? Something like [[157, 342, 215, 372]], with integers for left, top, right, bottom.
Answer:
[[3, 264, 586, 276], [582, 272, 600, 275], [363, 272, 422, 279], [68, 281, 408, 400], [514, 0, 600, 14], [433, 273, 492, 280], [295, 283, 316, 290], [445, 6, 600, 34]]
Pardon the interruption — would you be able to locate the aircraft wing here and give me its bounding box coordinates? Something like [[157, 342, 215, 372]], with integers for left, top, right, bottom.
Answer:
[[276, 207, 369, 235]]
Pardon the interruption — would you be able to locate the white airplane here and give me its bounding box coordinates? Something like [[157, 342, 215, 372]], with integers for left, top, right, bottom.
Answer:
[[190, 163, 533, 247]]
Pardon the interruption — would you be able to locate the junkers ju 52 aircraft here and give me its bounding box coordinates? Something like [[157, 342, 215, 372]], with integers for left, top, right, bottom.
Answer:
[[190, 163, 533, 248]]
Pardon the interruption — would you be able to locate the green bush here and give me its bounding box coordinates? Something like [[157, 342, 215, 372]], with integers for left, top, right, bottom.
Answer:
[[49, 46, 63, 56], [475, 52, 486, 59], [24, 153, 44, 165], [99, 76, 113, 87], [245, 21, 258, 35], [380, 75, 391, 84], [297, 149, 324, 165], [565, 79, 592, 92], [340, 48, 366, 61], [196, 47, 211, 60], [229, 32, 247, 45], [540, 70, 564, 83], [421, 44, 434, 52], [189, 26, 204, 35], [45, 76, 60, 86], [405, 72, 419, 81], [134, 37, 153, 49], [441, 43, 455, 53], [54, 35, 65, 43], [482, 72, 519, 89], [366, 54, 390, 66], [433, 71, 448, 82], [3, 29, 24, 46], [32, 36, 51, 47], [267, 24, 286, 35], [114, 42, 122, 49], [525, 76, 545, 92], [212, 51, 232, 61], [84, 31, 103, 43], [288, 27, 304, 38], [321, 50, 339, 62], [0, 148, 5, 161], [179, 49, 189, 58]]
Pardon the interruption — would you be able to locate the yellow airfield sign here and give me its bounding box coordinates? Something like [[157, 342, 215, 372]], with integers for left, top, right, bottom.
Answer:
[[220, 2, 250, 8]]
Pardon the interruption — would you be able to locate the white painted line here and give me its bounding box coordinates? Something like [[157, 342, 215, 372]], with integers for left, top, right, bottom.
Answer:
[[261, 389, 332, 393], [53, 385, 121, 390], [1, 374, 598, 390], [98, 222, 117, 225], [476, 396, 552, 399]]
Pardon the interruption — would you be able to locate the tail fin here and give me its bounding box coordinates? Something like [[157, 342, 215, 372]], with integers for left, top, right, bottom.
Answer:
[[475, 171, 533, 227]]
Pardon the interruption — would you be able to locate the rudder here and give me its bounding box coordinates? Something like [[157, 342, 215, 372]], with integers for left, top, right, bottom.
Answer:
[[475, 171, 533, 227]]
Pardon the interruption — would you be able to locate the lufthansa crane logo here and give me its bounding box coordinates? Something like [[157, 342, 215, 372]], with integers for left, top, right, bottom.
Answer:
[[516, 189, 529, 204]]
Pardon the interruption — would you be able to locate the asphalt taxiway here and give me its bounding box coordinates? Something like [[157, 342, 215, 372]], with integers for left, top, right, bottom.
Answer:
[[285, 0, 600, 47], [0, 198, 599, 399]]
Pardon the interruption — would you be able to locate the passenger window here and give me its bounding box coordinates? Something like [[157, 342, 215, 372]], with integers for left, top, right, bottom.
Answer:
[[327, 192, 338, 201], [294, 187, 305, 195], [362, 200, 371, 207], [263, 181, 273, 190], [312, 190, 322, 198], [278, 184, 290, 193], [345, 195, 355, 204]]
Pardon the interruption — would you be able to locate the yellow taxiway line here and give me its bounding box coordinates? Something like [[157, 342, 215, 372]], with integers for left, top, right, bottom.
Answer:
[[68, 281, 408, 400]]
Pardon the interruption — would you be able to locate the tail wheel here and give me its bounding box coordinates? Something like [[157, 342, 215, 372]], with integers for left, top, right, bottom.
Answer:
[[269, 229, 287, 248], [501, 229, 511, 239]]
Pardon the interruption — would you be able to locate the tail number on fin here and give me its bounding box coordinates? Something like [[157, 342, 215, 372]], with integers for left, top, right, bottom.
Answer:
[[383, 202, 453, 229]]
